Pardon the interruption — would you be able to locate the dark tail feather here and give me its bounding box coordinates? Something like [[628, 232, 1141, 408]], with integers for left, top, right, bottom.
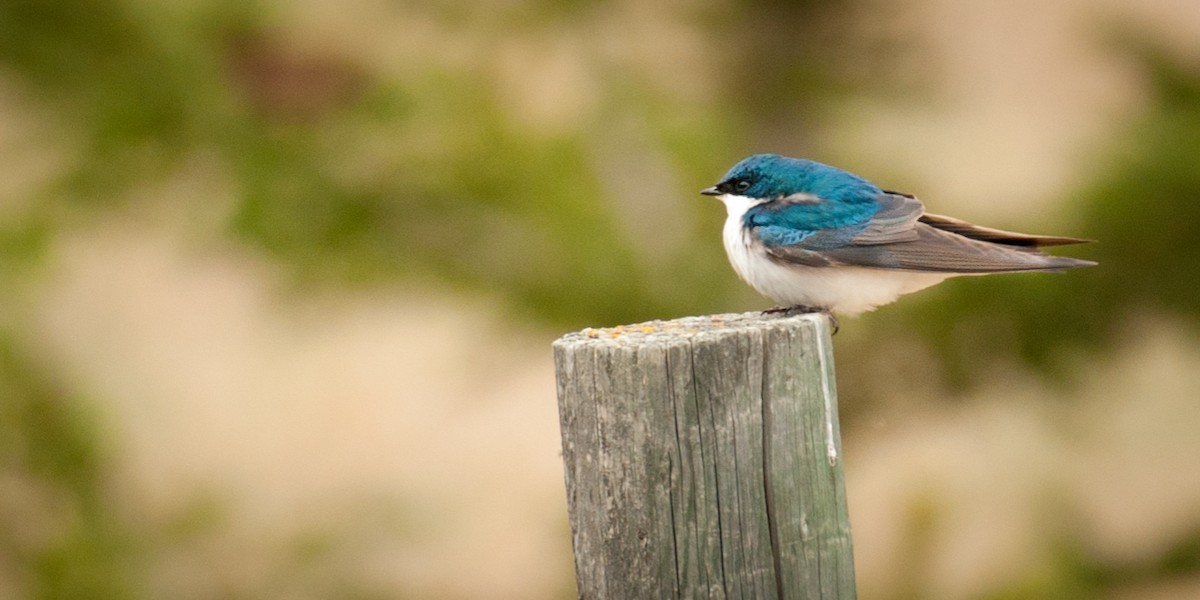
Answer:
[[919, 213, 1093, 247]]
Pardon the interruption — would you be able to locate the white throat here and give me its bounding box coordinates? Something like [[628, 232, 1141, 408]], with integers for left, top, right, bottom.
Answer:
[[716, 193, 769, 291], [717, 194, 766, 221]]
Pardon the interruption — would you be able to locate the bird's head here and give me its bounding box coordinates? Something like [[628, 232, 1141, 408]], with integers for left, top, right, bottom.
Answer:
[[700, 153, 803, 200], [701, 153, 881, 206]]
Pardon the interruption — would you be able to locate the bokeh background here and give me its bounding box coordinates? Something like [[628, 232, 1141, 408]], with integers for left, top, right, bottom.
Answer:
[[2, 0, 1199, 598]]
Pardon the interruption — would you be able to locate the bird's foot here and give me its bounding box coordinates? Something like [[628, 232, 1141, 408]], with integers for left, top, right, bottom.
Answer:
[[762, 305, 839, 335]]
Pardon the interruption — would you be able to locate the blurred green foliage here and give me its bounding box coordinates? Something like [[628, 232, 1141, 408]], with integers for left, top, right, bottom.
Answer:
[[875, 43, 1200, 388], [1079, 44, 1200, 324], [5, 0, 1193, 373], [0, 0, 886, 328], [1, 0, 1199, 597], [0, 337, 138, 599], [0, 1, 879, 596]]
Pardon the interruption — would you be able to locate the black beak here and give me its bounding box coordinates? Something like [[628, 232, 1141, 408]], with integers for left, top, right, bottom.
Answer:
[[700, 186, 721, 196]]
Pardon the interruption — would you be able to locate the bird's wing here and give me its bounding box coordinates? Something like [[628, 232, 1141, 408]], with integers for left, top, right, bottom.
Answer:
[[845, 192, 924, 245], [751, 191, 920, 262], [749, 192, 919, 249], [760, 192, 1095, 273], [820, 224, 1094, 272]]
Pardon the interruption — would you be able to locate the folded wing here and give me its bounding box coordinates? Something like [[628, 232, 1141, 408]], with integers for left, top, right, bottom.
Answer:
[[761, 192, 1096, 273]]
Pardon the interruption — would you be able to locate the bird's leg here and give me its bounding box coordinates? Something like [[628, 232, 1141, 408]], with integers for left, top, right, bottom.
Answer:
[[825, 310, 840, 335], [762, 305, 839, 334]]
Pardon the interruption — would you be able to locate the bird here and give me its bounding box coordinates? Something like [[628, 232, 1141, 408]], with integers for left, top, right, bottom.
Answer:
[[700, 153, 1095, 321]]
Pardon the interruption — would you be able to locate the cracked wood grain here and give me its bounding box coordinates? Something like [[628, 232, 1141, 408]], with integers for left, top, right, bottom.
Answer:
[[554, 312, 855, 599]]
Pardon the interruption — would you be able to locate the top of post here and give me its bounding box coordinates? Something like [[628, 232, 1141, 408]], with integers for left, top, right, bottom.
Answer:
[[553, 311, 833, 350]]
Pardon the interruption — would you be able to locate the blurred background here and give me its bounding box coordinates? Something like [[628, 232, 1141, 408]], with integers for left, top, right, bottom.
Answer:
[[1, 0, 1198, 598]]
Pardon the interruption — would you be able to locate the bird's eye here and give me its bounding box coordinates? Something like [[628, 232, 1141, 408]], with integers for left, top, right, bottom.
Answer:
[[735, 180, 751, 193]]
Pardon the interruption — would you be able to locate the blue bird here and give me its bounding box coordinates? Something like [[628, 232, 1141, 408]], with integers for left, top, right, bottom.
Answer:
[[701, 154, 1095, 318]]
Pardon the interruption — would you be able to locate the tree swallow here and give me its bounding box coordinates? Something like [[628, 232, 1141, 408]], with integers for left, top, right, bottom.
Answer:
[[701, 154, 1095, 317]]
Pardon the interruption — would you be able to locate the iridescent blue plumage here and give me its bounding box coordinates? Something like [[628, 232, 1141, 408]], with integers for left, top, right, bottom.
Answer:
[[717, 154, 881, 203], [716, 154, 885, 251]]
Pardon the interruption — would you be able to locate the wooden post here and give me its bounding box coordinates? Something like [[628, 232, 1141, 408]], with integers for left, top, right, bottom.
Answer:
[[553, 312, 855, 599]]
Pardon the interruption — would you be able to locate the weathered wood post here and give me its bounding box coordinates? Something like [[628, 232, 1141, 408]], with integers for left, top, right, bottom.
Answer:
[[553, 312, 855, 599]]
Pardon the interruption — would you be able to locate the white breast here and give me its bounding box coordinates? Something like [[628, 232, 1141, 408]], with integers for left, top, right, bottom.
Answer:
[[718, 194, 952, 315]]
